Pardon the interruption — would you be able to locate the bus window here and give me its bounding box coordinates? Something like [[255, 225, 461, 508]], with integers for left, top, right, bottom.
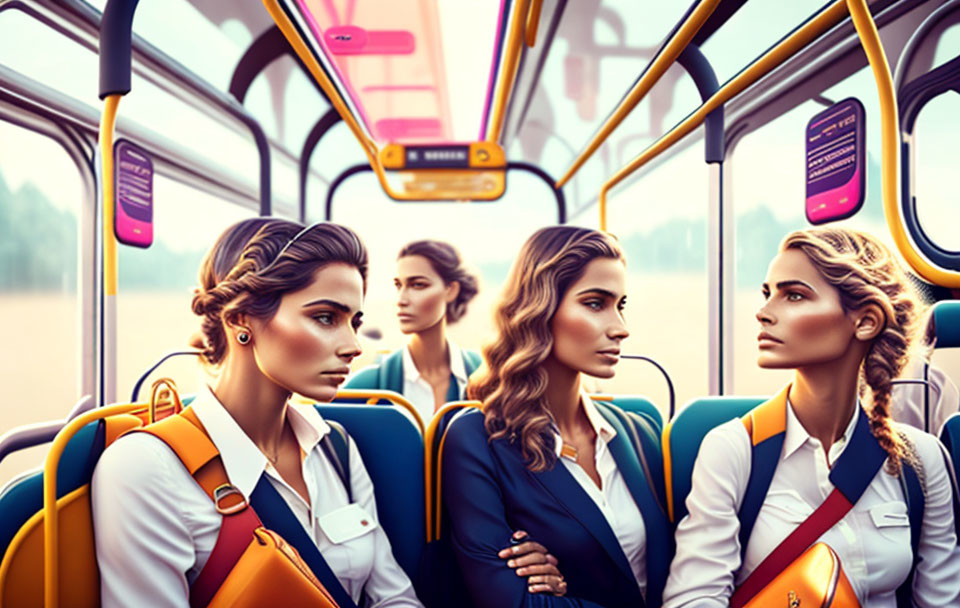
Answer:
[[84, 0, 250, 91], [245, 54, 333, 216], [0, 7, 260, 186], [116, 176, 254, 401], [0, 120, 84, 484], [932, 23, 960, 72], [0, 8, 99, 103], [729, 65, 960, 396], [328, 169, 559, 370], [604, 137, 710, 414], [914, 92, 960, 253], [700, 1, 828, 86], [512, 2, 703, 213]]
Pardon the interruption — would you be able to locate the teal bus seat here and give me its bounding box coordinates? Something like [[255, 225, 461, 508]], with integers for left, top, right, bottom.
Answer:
[[318, 403, 425, 588], [932, 300, 960, 348], [601, 395, 663, 433], [940, 413, 960, 536], [0, 421, 103, 560], [0, 394, 198, 561], [664, 396, 767, 524]]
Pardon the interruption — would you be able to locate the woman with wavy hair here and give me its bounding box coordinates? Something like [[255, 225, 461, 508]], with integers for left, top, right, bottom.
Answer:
[[664, 228, 960, 607], [346, 239, 481, 423], [442, 226, 673, 608]]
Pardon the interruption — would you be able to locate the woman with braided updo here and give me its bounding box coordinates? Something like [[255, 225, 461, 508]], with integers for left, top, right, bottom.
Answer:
[[92, 218, 423, 607], [664, 228, 960, 607]]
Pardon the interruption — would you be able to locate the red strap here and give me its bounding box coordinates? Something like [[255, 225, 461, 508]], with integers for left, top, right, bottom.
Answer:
[[189, 506, 262, 608], [729, 489, 854, 608], [140, 408, 266, 608]]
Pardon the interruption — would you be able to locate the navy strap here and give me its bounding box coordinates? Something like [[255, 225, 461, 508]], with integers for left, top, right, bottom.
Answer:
[[322, 420, 352, 503], [250, 476, 359, 608], [895, 460, 925, 608], [738, 432, 784, 561]]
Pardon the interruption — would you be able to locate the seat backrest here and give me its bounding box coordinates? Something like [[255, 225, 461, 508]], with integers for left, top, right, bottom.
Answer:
[[424, 402, 481, 544], [0, 400, 166, 607], [663, 396, 766, 524], [932, 300, 960, 348], [940, 413, 960, 538], [594, 394, 663, 433], [318, 403, 425, 583]]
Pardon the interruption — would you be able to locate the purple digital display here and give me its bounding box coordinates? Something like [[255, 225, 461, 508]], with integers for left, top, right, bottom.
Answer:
[[805, 98, 866, 224], [114, 139, 153, 248], [404, 145, 470, 169]]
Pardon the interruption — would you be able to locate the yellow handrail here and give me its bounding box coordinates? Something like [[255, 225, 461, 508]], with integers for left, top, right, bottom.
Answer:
[[44, 403, 143, 607], [555, 0, 722, 189], [597, 0, 849, 227], [262, 0, 397, 197], [525, 0, 545, 47], [100, 94, 121, 297], [333, 388, 425, 435], [423, 401, 481, 542], [486, 0, 532, 142], [847, 0, 960, 287]]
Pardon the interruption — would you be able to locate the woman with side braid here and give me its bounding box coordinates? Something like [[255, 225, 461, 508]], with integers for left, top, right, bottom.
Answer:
[[663, 228, 960, 607]]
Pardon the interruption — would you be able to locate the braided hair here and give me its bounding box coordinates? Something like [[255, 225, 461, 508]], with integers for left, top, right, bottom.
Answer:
[[191, 218, 368, 365], [782, 228, 923, 475]]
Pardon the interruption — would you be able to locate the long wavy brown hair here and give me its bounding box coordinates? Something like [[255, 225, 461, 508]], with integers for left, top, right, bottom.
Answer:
[[467, 226, 624, 472], [783, 228, 923, 476]]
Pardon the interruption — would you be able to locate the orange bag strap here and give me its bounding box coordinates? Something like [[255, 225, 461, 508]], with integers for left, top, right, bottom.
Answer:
[[137, 407, 245, 514], [136, 407, 263, 607]]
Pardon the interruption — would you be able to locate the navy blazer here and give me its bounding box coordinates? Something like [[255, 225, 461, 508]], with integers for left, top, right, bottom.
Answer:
[[442, 408, 672, 608]]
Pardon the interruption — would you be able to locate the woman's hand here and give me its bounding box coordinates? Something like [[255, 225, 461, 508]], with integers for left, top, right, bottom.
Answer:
[[497, 530, 567, 596]]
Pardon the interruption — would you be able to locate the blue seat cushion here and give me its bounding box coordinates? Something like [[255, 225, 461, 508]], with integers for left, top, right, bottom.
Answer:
[[668, 397, 766, 523]]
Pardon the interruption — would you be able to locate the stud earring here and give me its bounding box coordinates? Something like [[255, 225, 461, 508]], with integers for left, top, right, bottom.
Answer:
[[237, 331, 250, 345]]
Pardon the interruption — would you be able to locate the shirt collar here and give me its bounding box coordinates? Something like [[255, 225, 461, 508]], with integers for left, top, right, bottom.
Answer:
[[783, 396, 860, 460], [551, 390, 618, 459], [190, 385, 331, 497], [402, 340, 467, 383]]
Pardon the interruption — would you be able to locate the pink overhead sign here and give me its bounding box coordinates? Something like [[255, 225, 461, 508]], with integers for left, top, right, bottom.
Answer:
[[805, 98, 866, 224]]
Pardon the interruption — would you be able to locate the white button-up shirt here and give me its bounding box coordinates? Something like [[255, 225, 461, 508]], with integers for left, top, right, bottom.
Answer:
[[402, 340, 468, 423], [663, 402, 960, 607], [552, 394, 648, 595], [92, 386, 423, 608]]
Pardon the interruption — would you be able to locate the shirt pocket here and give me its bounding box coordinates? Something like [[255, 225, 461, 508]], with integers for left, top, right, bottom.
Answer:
[[867, 500, 911, 545]]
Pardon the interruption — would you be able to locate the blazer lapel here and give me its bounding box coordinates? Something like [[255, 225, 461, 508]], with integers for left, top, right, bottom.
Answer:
[[497, 442, 637, 585], [602, 411, 672, 608]]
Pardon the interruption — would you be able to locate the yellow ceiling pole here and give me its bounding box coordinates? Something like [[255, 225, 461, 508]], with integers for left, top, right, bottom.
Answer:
[[486, 0, 532, 142], [555, 0, 722, 189], [100, 94, 121, 298], [526, 0, 545, 47], [597, 0, 849, 229], [262, 0, 400, 198], [846, 0, 960, 287]]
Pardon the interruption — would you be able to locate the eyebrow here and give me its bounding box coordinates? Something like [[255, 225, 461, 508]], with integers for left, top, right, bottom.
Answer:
[[762, 280, 815, 292], [396, 275, 430, 282], [301, 298, 352, 313], [576, 288, 619, 299]]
